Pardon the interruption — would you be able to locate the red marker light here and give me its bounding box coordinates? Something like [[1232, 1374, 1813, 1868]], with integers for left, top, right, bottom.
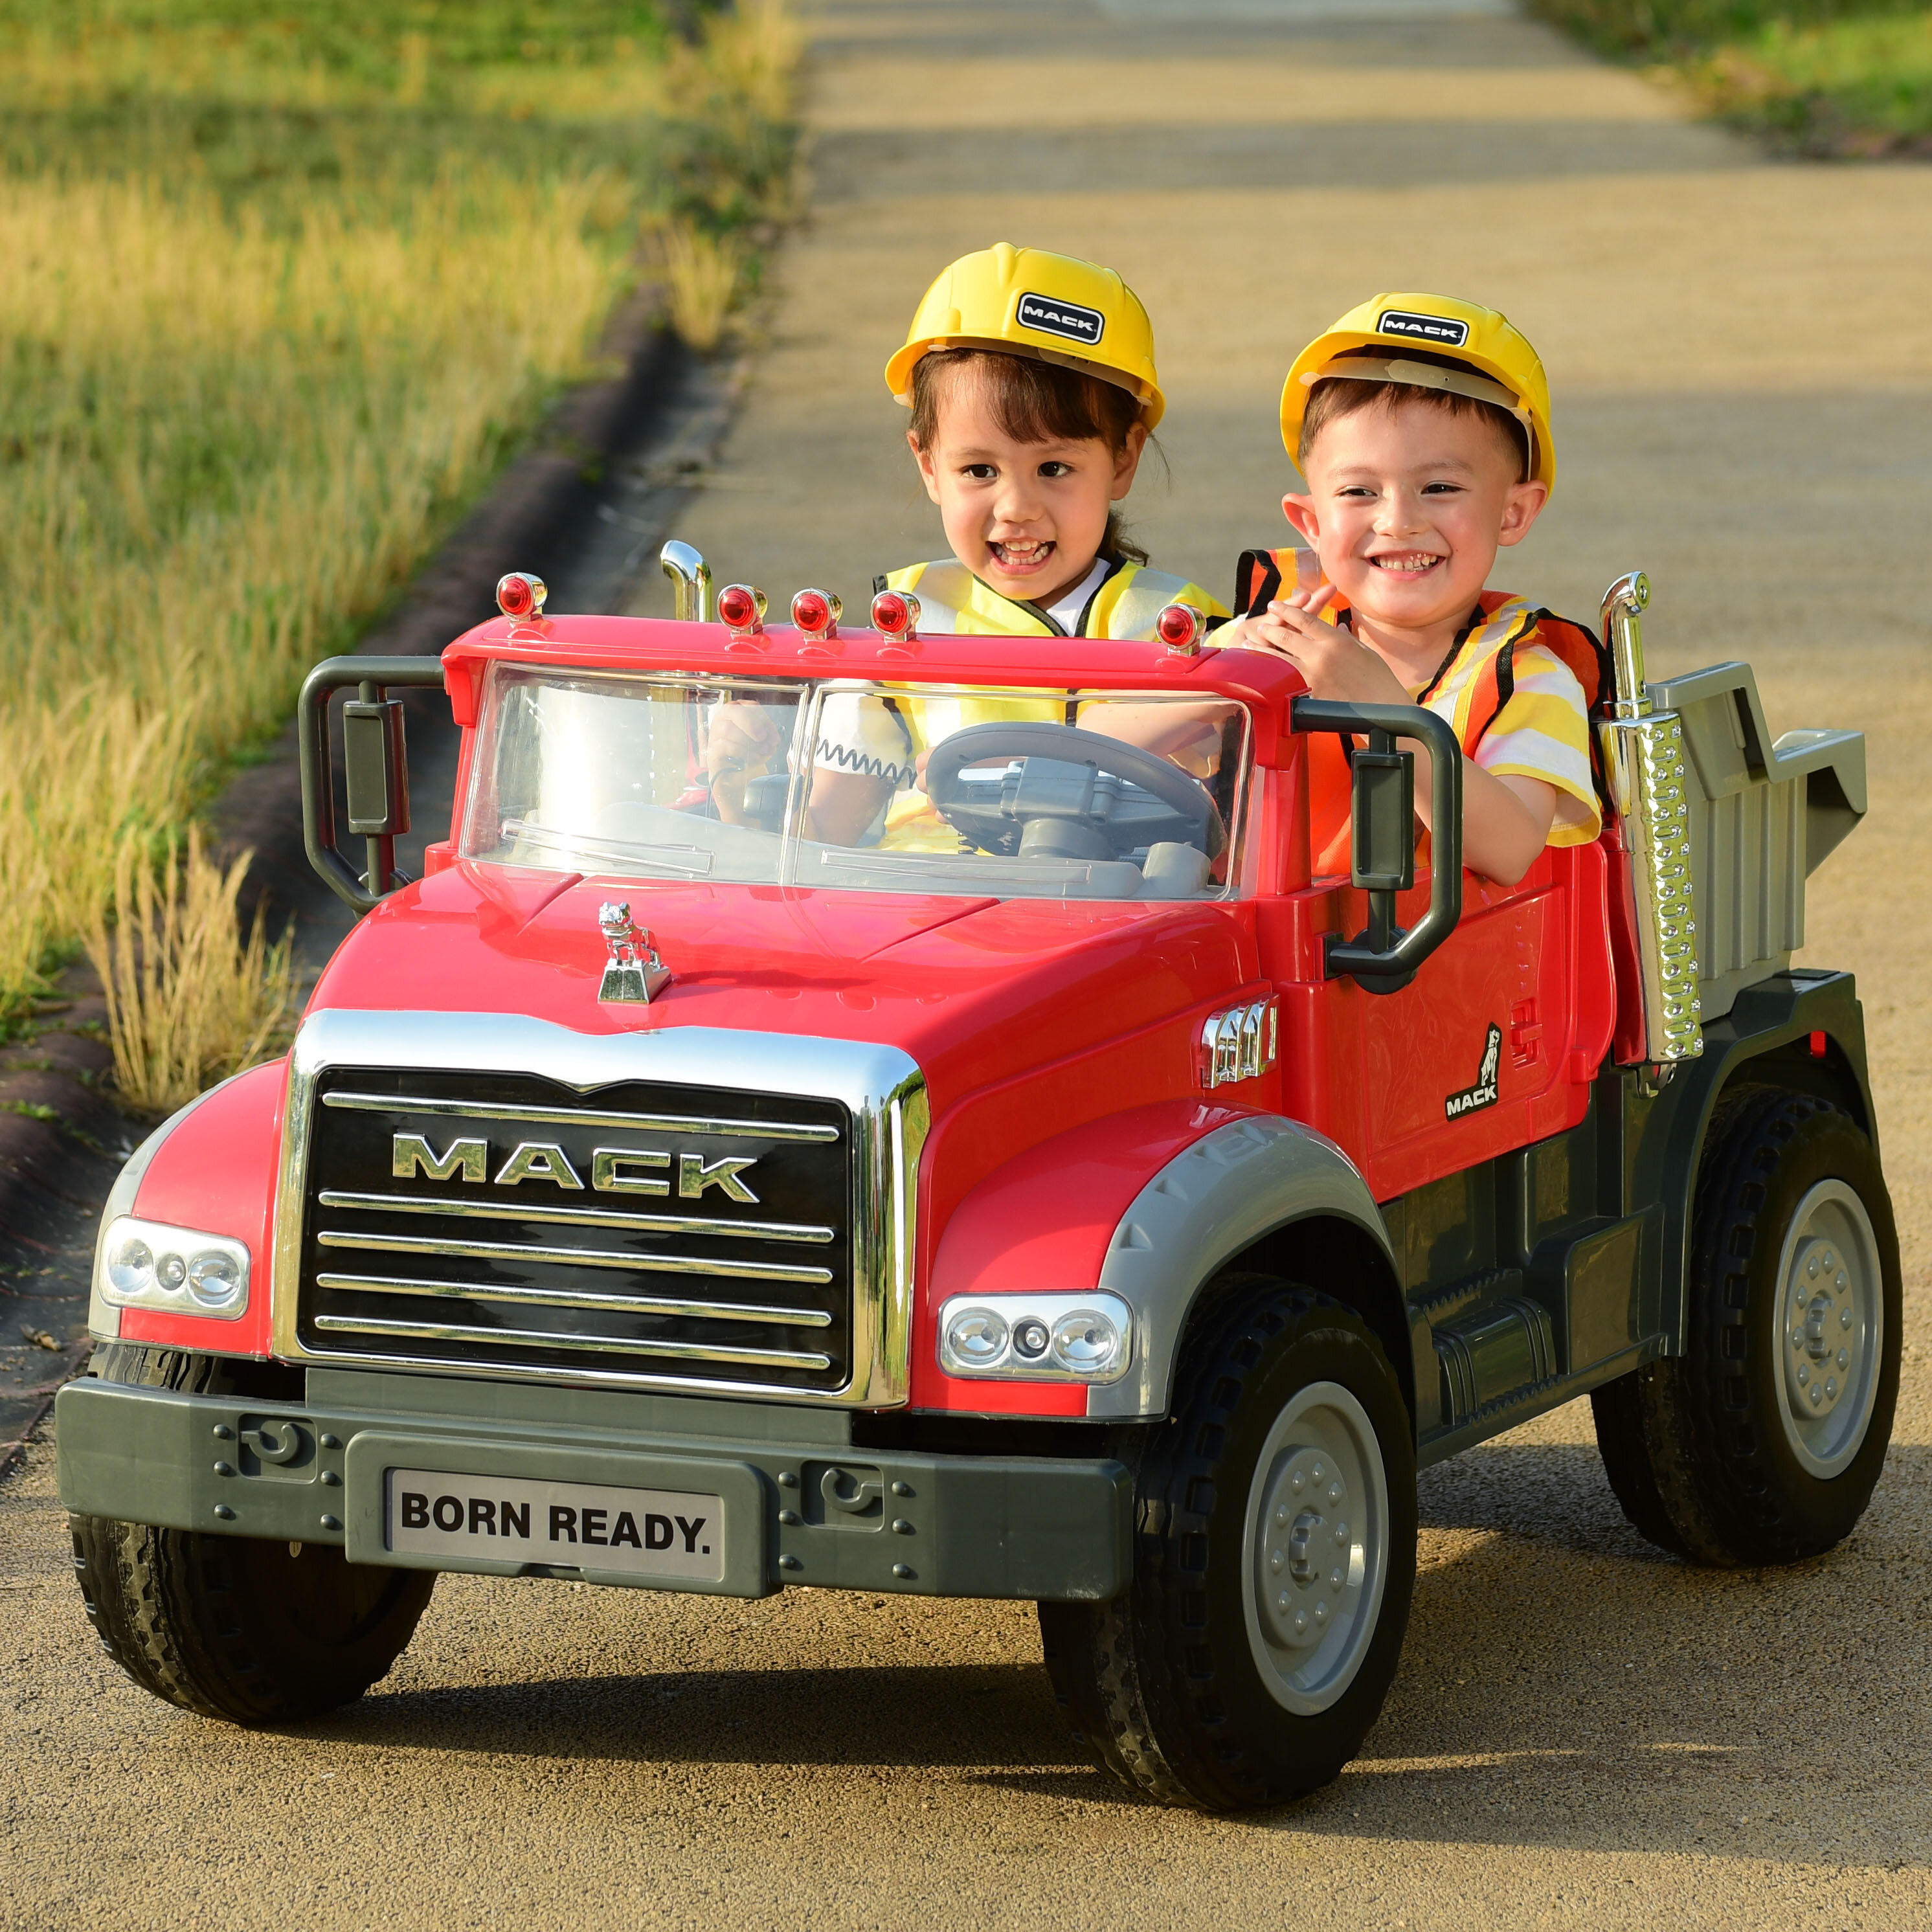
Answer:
[[791, 588, 841, 639], [870, 587, 921, 641], [496, 572, 546, 621], [1809, 1029, 1828, 1059], [1156, 601, 1204, 653], [718, 584, 759, 630]]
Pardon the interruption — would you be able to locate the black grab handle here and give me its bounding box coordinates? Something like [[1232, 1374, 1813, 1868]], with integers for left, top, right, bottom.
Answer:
[[1291, 695, 1464, 995], [298, 655, 449, 914]]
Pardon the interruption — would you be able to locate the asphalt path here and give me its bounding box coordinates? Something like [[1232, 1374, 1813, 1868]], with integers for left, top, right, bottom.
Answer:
[[7, 1, 1932, 1925]]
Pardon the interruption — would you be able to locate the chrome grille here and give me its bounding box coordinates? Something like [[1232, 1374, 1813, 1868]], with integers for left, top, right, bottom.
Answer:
[[295, 1069, 853, 1391]]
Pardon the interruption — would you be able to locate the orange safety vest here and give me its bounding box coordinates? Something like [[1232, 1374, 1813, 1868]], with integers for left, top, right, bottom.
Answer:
[[1235, 548, 1612, 877]]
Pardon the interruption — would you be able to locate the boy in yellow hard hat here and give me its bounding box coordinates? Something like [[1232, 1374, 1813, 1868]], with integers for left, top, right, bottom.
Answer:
[[1222, 294, 1608, 887], [805, 243, 1228, 846]]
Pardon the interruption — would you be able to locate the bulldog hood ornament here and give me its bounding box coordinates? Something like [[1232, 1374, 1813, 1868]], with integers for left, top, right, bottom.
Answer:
[[598, 902, 671, 1005]]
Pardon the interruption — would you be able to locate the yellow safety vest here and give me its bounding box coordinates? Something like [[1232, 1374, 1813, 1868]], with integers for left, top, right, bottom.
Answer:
[[879, 557, 1227, 639], [838, 559, 1226, 850]]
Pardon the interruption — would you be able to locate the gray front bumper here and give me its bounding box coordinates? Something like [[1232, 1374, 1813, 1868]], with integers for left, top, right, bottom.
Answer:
[[54, 1369, 1131, 1602]]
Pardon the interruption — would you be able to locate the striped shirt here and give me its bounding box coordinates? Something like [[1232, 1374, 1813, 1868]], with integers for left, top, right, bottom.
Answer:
[[1417, 618, 1601, 848]]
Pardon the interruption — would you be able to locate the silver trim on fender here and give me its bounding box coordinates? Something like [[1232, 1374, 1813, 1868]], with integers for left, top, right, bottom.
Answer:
[[272, 1011, 927, 1406], [1089, 1115, 1395, 1421]]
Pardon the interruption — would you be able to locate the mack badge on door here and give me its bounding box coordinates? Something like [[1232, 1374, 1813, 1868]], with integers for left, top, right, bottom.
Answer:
[[387, 1468, 726, 1582]]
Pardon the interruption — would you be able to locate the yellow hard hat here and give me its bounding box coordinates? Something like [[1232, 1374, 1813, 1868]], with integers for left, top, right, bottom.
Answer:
[[886, 243, 1165, 429], [1281, 293, 1555, 491]]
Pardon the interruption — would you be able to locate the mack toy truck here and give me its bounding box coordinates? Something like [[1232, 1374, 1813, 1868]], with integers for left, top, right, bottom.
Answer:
[[58, 548, 1893, 1812]]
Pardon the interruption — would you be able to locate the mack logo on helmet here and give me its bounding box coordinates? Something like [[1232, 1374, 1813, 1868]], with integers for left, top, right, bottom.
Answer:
[[1376, 309, 1470, 350], [1017, 293, 1105, 346]]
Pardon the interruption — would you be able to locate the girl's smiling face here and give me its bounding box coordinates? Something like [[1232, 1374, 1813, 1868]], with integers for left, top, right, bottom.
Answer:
[[911, 362, 1147, 610], [1283, 394, 1547, 653]]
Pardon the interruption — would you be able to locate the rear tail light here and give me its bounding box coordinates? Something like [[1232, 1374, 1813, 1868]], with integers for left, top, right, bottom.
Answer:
[[1156, 601, 1205, 655], [717, 583, 767, 636], [791, 588, 841, 641], [496, 572, 547, 622], [870, 589, 921, 642]]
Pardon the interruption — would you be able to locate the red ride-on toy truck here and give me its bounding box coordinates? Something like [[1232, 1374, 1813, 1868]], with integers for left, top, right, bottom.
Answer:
[[59, 548, 1891, 1811]]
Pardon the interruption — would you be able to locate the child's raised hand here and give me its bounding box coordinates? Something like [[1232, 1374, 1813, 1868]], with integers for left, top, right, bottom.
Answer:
[[1236, 587, 1412, 709]]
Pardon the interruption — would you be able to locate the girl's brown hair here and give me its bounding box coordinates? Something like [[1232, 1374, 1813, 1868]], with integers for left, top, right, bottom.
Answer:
[[908, 349, 1151, 567]]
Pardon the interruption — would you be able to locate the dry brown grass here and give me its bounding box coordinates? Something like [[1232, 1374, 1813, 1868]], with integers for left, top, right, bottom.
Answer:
[[84, 828, 295, 1117], [658, 218, 742, 352], [0, 3, 804, 1099], [0, 167, 623, 1026], [690, 0, 807, 126]]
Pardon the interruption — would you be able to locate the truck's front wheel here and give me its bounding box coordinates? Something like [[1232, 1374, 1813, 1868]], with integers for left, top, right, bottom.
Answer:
[[69, 1345, 433, 1724], [1040, 1278, 1416, 1810]]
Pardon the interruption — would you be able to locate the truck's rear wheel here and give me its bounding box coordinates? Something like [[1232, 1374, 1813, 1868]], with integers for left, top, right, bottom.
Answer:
[[1040, 1277, 1416, 1810], [1592, 1091, 1900, 1567], [69, 1345, 433, 1724]]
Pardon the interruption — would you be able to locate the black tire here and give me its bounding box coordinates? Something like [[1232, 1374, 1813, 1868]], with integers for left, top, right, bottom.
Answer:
[[69, 1345, 434, 1724], [1041, 1277, 1417, 1810], [1592, 1090, 1900, 1567]]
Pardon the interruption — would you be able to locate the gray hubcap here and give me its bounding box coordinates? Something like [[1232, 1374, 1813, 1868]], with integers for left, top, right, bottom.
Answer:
[[1240, 1380, 1389, 1715], [1774, 1178, 1881, 1477]]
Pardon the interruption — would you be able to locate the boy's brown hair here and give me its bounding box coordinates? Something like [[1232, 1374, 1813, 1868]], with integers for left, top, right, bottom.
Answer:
[[908, 348, 1150, 567], [1298, 364, 1531, 484]]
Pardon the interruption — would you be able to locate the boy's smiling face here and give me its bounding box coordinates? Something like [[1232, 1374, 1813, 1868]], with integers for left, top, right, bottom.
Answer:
[[1283, 393, 1547, 653], [911, 363, 1146, 609]]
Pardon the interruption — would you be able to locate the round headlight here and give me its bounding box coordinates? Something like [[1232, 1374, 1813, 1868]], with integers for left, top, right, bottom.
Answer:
[[1011, 1316, 1051, 1362], [155, 1251, 188, 1292], [1051, 1309, 1122, 1376], [945, 1306, 1009, 1368], [107, 1238, 153, 1297], [186, 1249, 242, 1309]]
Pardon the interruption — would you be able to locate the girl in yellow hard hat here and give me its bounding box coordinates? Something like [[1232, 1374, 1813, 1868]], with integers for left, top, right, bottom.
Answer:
[[1224, 292, 1610, 887], [801, 243, 1228, 846]]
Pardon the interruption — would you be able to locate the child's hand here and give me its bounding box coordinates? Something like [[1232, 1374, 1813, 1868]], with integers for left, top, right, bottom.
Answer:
[[706, 699, 780, 822], [1235, 587, 1411, 710]]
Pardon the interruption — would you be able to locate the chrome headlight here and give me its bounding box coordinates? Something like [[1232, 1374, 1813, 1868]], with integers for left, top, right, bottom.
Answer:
[[938, 1292, 1132, 1384], [97, 1215, 250, 1320]]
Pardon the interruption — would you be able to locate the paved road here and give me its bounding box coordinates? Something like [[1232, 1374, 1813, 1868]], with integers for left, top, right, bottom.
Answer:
[[7, 1, 1932, 1926]]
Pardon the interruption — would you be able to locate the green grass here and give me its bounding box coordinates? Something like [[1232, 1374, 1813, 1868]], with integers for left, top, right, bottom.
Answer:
[[1530, 0, 1932, 150], [0, 1, 794, 223], [0, 1, 799, 1037]]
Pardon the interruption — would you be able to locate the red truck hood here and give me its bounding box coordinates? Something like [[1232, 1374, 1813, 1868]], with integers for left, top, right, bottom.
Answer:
[[306, 862, 1254, 1110]]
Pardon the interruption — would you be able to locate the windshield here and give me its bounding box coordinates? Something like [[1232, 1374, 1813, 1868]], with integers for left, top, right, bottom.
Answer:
[[460, 666, 1250, 902]]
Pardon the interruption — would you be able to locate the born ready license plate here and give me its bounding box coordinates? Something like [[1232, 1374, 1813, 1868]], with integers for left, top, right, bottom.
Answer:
[[386, 1467, 725, 1583]]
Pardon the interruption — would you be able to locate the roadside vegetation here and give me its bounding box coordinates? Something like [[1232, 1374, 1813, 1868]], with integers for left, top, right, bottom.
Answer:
[[1532, 0, 1932, 152], [0, 0, 799, 1105]]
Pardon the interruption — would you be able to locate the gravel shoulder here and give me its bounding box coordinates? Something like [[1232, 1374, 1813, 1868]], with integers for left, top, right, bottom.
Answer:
[[6, 1, 1932, 1926]]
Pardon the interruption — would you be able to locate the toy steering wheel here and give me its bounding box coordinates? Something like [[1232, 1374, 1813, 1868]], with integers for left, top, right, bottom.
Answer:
[[923, 722, 1225, 862]]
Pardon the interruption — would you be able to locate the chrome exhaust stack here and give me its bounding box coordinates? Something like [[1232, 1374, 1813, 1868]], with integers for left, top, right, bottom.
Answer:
[[1597, 570, 1702, 1063], [660, 539, 713, 623]]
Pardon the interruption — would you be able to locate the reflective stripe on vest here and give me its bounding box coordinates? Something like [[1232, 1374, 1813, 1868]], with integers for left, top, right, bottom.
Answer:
[[883, 557, 1226, 640]]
